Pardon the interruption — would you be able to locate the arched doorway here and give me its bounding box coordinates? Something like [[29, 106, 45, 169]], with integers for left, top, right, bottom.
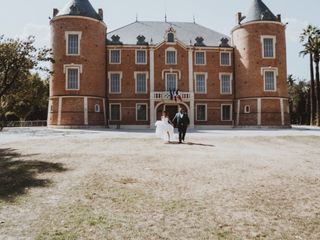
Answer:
[[154, 102, 190, 123]]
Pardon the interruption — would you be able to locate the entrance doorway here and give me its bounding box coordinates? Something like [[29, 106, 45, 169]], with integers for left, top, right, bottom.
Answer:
[[165, 105, 178, 122]]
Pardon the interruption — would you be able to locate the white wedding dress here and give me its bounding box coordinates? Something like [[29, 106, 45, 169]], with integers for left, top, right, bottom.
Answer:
[[155, 116, 175, 141]]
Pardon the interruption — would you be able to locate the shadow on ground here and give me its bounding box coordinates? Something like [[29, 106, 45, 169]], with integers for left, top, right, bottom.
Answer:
[[0, 148, 67, 201]]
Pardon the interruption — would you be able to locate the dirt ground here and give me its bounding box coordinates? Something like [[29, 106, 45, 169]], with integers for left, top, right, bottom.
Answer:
[[0, 127, 320, 240]]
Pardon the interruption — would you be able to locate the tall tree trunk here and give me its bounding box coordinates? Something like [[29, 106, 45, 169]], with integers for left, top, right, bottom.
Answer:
[[315, 59, 320, 126], [310, 53, 316, 125]]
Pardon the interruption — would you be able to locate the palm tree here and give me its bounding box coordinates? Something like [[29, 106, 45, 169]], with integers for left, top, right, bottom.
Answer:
[[300, 25, 320, 125], [312, 36, 320, 126]]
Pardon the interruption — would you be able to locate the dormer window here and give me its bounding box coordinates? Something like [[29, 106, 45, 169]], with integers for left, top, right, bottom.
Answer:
[[167, 32, 174, 42], [165, 27, 176, 43]]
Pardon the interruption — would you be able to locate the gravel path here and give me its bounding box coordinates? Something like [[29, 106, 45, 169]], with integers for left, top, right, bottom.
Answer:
[[0, 127, 320, 239]]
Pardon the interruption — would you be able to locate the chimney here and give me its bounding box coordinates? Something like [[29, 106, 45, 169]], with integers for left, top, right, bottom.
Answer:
[[98, 9, 103, 20], [236, 12, 242, 25], [277, 14, 282, 22], [53, 8, 59, 17]]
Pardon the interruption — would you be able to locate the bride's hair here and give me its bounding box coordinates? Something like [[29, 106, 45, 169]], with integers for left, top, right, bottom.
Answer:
[[162, 111, 168, 117]]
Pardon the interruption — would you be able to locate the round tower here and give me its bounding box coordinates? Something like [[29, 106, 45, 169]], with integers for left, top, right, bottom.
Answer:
[[232, 0, 290, 127], [48, 0, 107, 127]]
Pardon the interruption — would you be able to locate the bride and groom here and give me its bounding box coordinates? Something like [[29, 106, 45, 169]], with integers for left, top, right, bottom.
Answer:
[[155, 107, 190, 143]]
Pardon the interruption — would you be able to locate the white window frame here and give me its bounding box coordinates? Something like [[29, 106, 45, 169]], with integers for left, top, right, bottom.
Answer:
[[136, 103, 148, 121], [165, 72, 178, 91], [134, 71, 148, 94], [194, 72, 208, 94], [220, 52, 231, 66], [63, 64, 82, 91], [108, 71, 122, 94], [65, 31, 82, 56], [165, 47, 177, 65], [109, 49, 121, 64], [195, 51, 206, 65], [95, 104, 101, 113], [244, 105, 251, 114], [221, 104, 233, 122], [109, 103, 121, 121], [196, 104, 207, 121], [261, 67, 278, 92], [219, 73, 233, 95], [135, 49, 147, 65], [261, 35, 276, 59]]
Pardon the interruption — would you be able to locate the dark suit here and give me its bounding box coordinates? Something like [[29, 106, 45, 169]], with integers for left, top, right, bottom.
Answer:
[[173, 112, 190, 143]]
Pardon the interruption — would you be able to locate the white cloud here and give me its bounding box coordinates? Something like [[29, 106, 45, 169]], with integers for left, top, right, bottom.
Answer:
[[283, 18, 309, 43], [21, 23, 50, 48]]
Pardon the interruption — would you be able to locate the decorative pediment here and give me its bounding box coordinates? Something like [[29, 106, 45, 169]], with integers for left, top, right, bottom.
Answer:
[[219, 38, 231, 48], [194, 36, 205, 47], [137, 35, 149, 45], [69, 4, 80, 15], [108, 35, 123, 45]]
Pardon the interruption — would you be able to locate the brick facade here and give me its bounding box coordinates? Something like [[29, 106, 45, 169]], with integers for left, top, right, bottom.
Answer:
[[48, 0, 290, 128]]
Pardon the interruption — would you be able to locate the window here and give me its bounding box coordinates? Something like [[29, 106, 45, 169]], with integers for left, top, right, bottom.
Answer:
[[195, 74, 207, 93], [109, 73, 121, 93], [220, 73, 232, 94], [136, 104, 148, 121], [166, 73, 177, 91], [110, 50, 121, 64], [244, 105, 251, 114], [110, 104, 121, 121], [166, 49, 176, 64], [221, 104, 232, 121], [220, 52, 231, 66], [262, 36, 276, 58], [196, 104, 207, 121], [95, 104, 100, 113], [264, 70, 276, 91], [66, 68, 79, 90], [135, 72, 147, 93], [65, 31, 81, 55], [195, 52, 205, 65], [167, 32, 175, 42], [136, 50, 147, 64]]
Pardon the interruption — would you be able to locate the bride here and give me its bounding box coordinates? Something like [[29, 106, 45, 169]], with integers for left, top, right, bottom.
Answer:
[[155, 111, 175, 142]]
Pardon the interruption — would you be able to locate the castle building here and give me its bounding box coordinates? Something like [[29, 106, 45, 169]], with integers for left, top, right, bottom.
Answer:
[[48, 0, 290, 128]]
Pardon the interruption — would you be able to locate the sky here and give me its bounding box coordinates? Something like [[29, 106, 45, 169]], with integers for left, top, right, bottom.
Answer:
[[0, 0, 319, 80]]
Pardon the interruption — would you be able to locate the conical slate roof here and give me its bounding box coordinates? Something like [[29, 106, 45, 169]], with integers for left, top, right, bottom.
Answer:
[[244, 0, 278, 23], [56, 0, 102, 21]]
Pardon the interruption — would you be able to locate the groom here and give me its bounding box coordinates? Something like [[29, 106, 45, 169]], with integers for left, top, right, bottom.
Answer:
[[172, 107, 190, 143]]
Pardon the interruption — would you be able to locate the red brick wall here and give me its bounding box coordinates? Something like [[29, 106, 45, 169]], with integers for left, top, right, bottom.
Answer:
[[50, 17, 106, 97]]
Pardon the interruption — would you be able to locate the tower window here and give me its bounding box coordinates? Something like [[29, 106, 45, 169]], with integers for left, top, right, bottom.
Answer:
[[262, 36, 276, 58], [244, 105, 251, 114], [65, 31, 82, 56], [167, 32, 174, 42], [95, 104, 101, 113], [220, 52, 231, 66], [264, 70, 276, 91], [166, 48, 177, 64], [221, 104, 232, 121], [109, 72, 122, 93], [195, 51, 206, 65], [110, 50, 121, 64], [136, 50, 147, 64], [220, 73, 232, 94]]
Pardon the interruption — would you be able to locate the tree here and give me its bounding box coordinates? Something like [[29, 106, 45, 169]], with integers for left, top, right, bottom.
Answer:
[[0, 36, 52, 99], [300, 25, 320, 125], [3, 73, 49, 121], [287, 75, 310, 125]]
